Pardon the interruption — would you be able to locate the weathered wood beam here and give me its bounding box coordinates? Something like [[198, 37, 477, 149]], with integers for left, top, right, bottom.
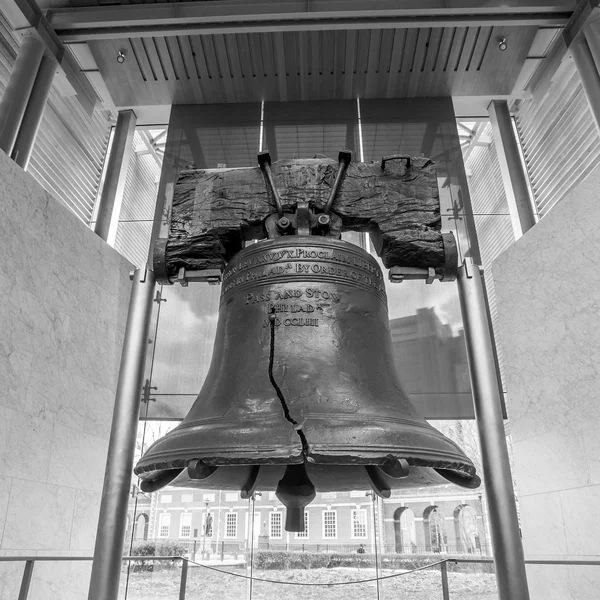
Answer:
[[159, 156, 452, 280]]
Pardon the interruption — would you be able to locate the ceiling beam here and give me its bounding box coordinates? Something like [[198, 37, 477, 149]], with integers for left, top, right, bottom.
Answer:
[[48, 0, 576, 41]]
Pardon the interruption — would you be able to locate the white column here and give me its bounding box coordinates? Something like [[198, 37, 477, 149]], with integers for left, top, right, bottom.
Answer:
[[487, 100, 536, 238], [94, 109, 137, 242], [583, 15, 600, 85], [570, 34, 600, 136], [0, 36, 45, 156], [12, 54, 58, 170]]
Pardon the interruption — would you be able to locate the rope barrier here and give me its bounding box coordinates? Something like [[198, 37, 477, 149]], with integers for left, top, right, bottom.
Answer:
[[180, 557, 450, 586]]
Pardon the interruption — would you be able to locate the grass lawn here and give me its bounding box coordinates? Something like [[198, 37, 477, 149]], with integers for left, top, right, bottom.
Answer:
[[119, 565, 498, 600]]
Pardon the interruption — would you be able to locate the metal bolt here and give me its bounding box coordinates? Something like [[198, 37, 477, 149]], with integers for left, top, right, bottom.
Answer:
[[317, 214, 330, 228], [277, 217, 291, 231]]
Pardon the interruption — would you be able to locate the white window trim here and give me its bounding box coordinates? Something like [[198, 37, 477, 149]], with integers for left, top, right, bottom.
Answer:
[[179, 513, 192, 538], [224, 513, 238, 539], [351, 508, 368, 540], [269, 511, 283, 539], [295, 512, 309, 539], [158, 514, 170, 538], [322, 510, 337, 540]]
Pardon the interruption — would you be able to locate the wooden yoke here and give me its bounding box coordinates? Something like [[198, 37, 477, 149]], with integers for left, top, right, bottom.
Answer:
[[154, 154, 458, 285]]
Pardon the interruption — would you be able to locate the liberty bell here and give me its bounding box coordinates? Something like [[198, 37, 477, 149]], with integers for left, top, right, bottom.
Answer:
[[135, 150, 480, 532]]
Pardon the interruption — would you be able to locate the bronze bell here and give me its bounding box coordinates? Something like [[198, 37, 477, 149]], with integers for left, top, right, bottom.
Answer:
[[135, 236, 480, 532]]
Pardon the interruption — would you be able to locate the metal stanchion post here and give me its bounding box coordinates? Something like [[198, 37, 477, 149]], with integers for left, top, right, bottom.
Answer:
[[440, 561, 450, 600], [88, 267, 156, 600], [179, 558, 189, 600], [457, 259, 530, 600], [17, 560, 34, 600]]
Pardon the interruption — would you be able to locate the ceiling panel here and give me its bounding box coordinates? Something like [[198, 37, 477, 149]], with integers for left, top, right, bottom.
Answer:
[[86, 25, 537, 107]]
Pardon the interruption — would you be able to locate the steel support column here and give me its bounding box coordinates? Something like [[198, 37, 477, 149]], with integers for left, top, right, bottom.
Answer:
[[488, 100, 536, 237], [0, 36, 44, 156], [570, 34, 600, 136], [94, 109, 137, 242], [457, 258, 530, 600], [12, 55, 58, 170], [88, 266, 155, 600]]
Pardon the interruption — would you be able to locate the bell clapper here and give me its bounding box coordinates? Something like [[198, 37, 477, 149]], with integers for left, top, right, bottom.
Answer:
[[275, 463, 317, 532]]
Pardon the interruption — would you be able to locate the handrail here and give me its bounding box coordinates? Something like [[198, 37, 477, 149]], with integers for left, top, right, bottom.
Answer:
[[2, 554, 600, 600]]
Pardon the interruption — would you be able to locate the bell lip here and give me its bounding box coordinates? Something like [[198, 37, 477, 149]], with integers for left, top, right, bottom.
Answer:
[[134, 451, 304, 477], [435, 469, 482, 490], [135, 452, 477, 481]]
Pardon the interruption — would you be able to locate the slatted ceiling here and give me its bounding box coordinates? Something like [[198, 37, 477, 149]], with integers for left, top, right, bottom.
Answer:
[[89, 25, 534, 106], [516, 62, 600, 218]]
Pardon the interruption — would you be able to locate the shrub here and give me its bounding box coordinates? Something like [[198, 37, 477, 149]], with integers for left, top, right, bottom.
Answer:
[[129, 540, 188, 571], [252, 551, 493, 573]]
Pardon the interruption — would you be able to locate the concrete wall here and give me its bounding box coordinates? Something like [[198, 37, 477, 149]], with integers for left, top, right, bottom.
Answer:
[[0, 150, 132, 599], [492, 164, 600, 598]]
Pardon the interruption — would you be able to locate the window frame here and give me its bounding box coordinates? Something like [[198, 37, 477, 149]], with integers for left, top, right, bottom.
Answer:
[[322, 510, 337, 539], [295, 512, 309, 539], [179, 512, 192, 538], [158, 513, 171, 538], [351, 508, 368, 539], [269, 511, 283, 539], [224, 512, 238, 539]]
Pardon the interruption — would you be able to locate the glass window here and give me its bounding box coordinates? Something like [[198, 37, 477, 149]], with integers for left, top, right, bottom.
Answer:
[[269, 512, 283, 539], [179, 513, 192, 538], [295, 512, 309, 539], [158, 513, 170, 537], [225, 492, 238, 502], [160, 495, 172, 503], [323, 511, 337, 539], [181, 494, 193, 503], [321, 492, 337, 499], [203, 493, 215, 503], [225, 513, 238, 538], [351, 509, 368, 539]]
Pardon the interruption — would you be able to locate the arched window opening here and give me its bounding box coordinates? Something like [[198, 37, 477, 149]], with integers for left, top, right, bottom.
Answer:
[[423, 506, 447, 553], [393, 507, 417, 554], [135, 513, 149, 540], [454, 504, 480, 554]]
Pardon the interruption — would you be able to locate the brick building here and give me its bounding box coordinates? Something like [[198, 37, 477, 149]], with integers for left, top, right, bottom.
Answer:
[[128, 485, 488, 557]]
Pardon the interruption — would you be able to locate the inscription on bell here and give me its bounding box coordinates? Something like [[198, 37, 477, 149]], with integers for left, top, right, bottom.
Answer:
[[222, 246, 385, 296], [263, 317, 320, 328], [246, 289, 342, 305]]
